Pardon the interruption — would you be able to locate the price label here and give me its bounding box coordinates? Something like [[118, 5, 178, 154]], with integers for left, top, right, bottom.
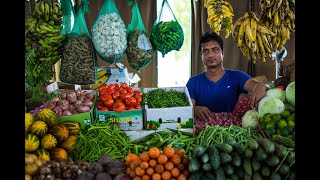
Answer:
[[137, 34, 152, 50]]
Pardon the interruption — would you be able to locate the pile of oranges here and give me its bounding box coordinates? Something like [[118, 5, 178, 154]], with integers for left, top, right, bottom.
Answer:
[[125, 146, 190, 180]]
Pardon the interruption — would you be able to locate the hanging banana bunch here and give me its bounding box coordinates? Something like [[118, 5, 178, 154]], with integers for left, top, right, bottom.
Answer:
[[25, 0, 66, 85], [259, 0, 295, 54], [204, 0, 234, 38], [232, 11, 276, 63]]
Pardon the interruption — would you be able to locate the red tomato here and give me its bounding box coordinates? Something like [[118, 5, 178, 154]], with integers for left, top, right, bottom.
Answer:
[[125, 97, 137, 107], [112, 91, 120, 100], [113, 101, 126, 113], [100, 94, 112, 102], [120, 93, 132, 101], [134, 90, 143, 96], [120, 89, 128, 94], [105, 88, 114, 94], [108, 84, 117, 91], [104, 98, 115, 107], [128, 107, 135, 110], [134, 94, 142, 103], [97, 101, 104, 110], [100, 107, 109, 111], [126, 87, 134, 94], [99, 89, 108, 96], [135, 102, 142, 109], [114, 83, 120, 90], [120, 83, 129, 89], [98, 84, 108, 92]]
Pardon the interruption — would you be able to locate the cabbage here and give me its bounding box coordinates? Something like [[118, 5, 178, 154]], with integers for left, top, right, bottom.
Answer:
[[242, 109, 260, 128], [266, 88, 286, 102], [285, 81, 295, 106], [258, 95, 285, 117]]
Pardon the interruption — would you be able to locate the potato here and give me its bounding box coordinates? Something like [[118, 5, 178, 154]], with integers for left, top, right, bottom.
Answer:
[[25, 163, 39, 176], [25, 153, 37, 164], [25, 174, 32, 180]]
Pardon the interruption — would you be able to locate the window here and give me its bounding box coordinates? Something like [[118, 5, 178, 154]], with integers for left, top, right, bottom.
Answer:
[[156, 0, 191, 87]]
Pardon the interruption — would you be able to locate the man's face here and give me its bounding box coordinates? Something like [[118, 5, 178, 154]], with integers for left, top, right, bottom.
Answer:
[[201, 40, 224, 68]]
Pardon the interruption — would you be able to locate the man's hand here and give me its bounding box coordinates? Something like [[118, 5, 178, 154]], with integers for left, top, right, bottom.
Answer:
[[250, 83, 267, 109], [194, 106, 213, 121]]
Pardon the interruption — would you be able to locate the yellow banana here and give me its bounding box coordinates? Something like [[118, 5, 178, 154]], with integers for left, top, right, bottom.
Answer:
[[244, 34, 252, 49], [256, 33, 266, 55], [261, 33, 271, 54], [241, 43, 251, 60], [222, 1, 233, 13], [264, 0, 276, 8], [221, 5, 234, 17], [272, 0, 283, 15], [291, 19, 295, 31], [256, 24, 276, 36], [278, 37, 287, 51], [261, 55, 267, 62], [232, 17, 245, 40], [244, 18, 255, 43], [273, 11, 279, 26], [250, 18, 257, 42], [237, 21, 245, 48], [225, 28, 231, 39], [287, 9, 295, 21], [249, 11, 259, 22]]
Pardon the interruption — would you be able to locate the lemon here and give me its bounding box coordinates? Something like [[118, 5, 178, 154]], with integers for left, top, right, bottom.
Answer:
[[287, 126, 294, 134], [279, 128, 289, 137], [263, 113, 272, 119], [277, 120, 288, 129], [259, 117, 265, 123], [272, 114, 282, 122], [266, 128, 276, 136], [280, 110, 291, 118], [287, 113, 295, 121], [266, 122, 275, 129], [287, 120, 295, 128]]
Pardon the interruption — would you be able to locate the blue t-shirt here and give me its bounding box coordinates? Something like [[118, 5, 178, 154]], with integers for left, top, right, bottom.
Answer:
[[186, 69, 251, 112]]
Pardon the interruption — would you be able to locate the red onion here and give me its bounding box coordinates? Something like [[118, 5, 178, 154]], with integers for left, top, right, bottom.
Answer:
[[80, 90, 88, 96], [86, 92, 95, 100], [77, 95, 84, 101], [52, 106, 63, 116], [74, 100, 82, 108], [66, 92, 77, 103], [59, 104, 69, 111], [82, 99, 93, 107], [60, 91, 67, 99], [68, 104, 76, 112], [51, 97, 60, 103], [62, 110, 72, 116], [57, 99, 69, 106], [72, 110, 79, 114], [77, 105, 91, 113], [46, 102, 56, 109], [75, 90, 81, 97]]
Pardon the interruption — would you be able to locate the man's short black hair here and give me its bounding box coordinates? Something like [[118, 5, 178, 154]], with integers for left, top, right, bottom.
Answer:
[[199, 32, 223, 52]]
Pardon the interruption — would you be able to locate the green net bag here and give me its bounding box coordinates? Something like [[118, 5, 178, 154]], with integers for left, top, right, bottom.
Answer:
[[150, 0, 184, 57], [126, 1, 155, 72], [60, 0, 74, 35], [60, 0, 98, 85], [91, 0, 127, 64]]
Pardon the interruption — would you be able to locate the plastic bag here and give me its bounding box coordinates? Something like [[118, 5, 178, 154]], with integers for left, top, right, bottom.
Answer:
[[60, 0, 74, 35], [150, 0, 184, 57], [60, 0, 97, 85], [91, 0, 127, 64], [126, 1, 155, 72]]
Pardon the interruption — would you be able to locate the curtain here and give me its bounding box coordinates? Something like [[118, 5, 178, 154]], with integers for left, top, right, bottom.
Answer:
[[191, 0, 295, 82]]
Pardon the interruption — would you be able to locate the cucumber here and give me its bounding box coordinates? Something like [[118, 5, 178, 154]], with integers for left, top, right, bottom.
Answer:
[[245, 149, 254, 158], [215, 143, 233, 153], [256, 137, 275, 154], [193, 145, 206, 158], [260, 165, 270, 177], [288, 171, 295, 180], [230, 174, 239, 180], [219, 152, 232, 164], [204, 172, 215, 180], [231, 152, 241, 167], [208, 145, 220, 170], [201, 153, 209, 164], [274, 143, 288, 158], [251, 158, 261, 172], [190, 170, 203, 180], [255, 147, 268, 161], [202, 163, 212, 171], [248, 139, 259, 150], [270, 172, 281, 180], [222, 163, 234, 176], [278, 163, 290, 175], [244, 172, 251, 180], [286, 151, 295, 164], [189, 157, 201, 172], [233, 143, 246, 155], [253, 172, 263, 180], [243, 158, 252, 177], [215, 167, 225, 180], [266, 154, 280, 167], [272, 134, 295, 148], [235, 167, 244, 178]]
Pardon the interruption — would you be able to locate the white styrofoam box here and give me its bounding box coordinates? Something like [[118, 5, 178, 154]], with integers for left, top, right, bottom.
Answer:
[[143, 87, 194, 131], [124, 128, 194, 141]]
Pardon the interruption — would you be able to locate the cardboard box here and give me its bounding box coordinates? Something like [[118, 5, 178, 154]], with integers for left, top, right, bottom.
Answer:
[[58, 90, 97, 130], [143, 87, 194, 132], [95, 109, 143, 131]]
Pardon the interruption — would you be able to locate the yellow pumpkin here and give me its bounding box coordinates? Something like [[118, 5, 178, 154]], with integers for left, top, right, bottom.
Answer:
[[30, 121, 48, 137], [51, 148, 68, 161], [40, 134, 57, 150], [35, 149, 50, 161], [60, 135, 77, 151], [25, 134, 40, 152], [50, 124, 69, 143]]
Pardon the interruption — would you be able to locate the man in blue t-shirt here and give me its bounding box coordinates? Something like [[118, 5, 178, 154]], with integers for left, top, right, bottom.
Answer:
[[186, 32, 267, 120]]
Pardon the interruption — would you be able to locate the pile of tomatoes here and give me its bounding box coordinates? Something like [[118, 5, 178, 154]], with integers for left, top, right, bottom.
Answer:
[[96, 83, 143, 113]]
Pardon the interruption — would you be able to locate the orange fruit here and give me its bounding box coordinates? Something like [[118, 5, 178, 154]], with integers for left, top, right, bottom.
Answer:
[[146, 167, 155, 176], [163, 146, 175, 158], [135, 166, 146, 177], [141, 175, 150, 180], [130, 158, 142, 170], [126, 153, 139, 165], [133, 176, 142, 180], [140, 161, 149, 170], [175, 148, 186, 157], [171, 167, 180, 177], [140, 152, 150, 162], [177, 174, 187, 180], [165, 161, 174, 171], [155, 164, 164, 173], [149, 159, 157, 167], [177, 164, 185, 171], [158, 154, 168, 164], [162, 171, 172, 180], [149, 147, 160, 159], [170, 154, 181, 165], [152, 173, 161, 180]]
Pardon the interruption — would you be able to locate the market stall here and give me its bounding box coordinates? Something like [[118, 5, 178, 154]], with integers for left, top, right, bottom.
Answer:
[[25, 0, 295, 179]]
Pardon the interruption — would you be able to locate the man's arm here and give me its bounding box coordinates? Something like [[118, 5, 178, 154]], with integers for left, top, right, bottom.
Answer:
[[192, 99, 213, 121], [244, 79, 268, 109]]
